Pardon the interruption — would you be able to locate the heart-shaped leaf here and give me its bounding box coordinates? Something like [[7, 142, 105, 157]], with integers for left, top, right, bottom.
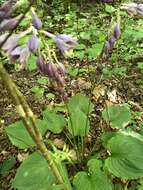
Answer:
[[12, 152, 55, 190], [102, 104, 131, 129], [5, 120, 47, 149], [43, 109, 66, 134], [73, 159, 113, 190], [105, 132, 143, 179]]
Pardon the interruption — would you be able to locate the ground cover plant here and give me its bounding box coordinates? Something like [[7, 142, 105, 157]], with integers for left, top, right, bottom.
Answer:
[[0, 0, 143, 190]]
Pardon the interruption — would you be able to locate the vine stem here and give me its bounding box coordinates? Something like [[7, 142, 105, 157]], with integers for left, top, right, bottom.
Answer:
[[0, 63, 72, 190]]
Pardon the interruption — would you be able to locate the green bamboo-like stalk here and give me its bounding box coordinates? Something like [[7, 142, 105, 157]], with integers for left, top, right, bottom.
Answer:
[[0, 63, 72, 190]]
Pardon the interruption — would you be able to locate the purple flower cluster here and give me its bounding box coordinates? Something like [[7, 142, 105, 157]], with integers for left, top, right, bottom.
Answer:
[[0, 0, 20, 32], [37, 56, 65, 88], [121, 3, 143, 16], [103, 23, 121, 59], [0, 3, 43, 69]]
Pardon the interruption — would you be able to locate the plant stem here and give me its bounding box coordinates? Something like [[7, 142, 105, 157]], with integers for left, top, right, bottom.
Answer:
[[0, 63, 72, 190]]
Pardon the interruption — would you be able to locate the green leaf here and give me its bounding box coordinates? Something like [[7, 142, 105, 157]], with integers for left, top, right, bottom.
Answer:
[[31, 86, 44, 98], [68, 93, 94, 115], [67, 67, 79, 77], [105, 5, 116, 14], [68, 107, 90, 136], [12, 152, 55, 190], [105, 132, 143, 179], [43, 109, 66, 134], [37, 77, 49, 85], [137, 62, 143, 70], [0, 156, 16, 174], [27, 55, 37, 71], [5, 120, 48, 149], [86, 44, 103, 60], [102, 104, 131, 129], [73, 159, 113, 190]]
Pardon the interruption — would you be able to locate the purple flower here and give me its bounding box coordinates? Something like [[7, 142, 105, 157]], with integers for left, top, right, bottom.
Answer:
[[28, 35, 39, 53], [121, 3, 143, 16], [36, 55, 65, 88], [32, 13, 42, 30], [36, 56, 58, 77], [46, 63, 58, 78], [0, 0, 16, 21], [10, 46, 23, 60], [55, 34, 77, 56], [0, 15, 21, 32], [9, 46, 30, 69], [108, 36, 116, 47], [36, 55, 47, 74], [113, 24, 121, 39], [104, 41, 111, 55], [2, 34, 20, 53], [19, 46, 30, 63]]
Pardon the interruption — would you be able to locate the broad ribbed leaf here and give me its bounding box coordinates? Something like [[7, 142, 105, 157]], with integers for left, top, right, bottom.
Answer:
[[68, 93, 94, 115], [73, 159, 113, 190], [68, 107, 90, 136], [102, 104, 131, 129], [43, 109, 66, 134], [105, 132, 143, 179], [12, 152, 55, 190], [5, 120, 47, 149]]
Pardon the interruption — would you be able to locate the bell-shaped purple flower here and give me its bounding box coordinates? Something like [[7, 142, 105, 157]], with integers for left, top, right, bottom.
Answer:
[[32, 13, 42, 30], [2, 34, 20, 53], [28, 34, 39, 53], [10, 46, 23, 60], [19, 46, 30, 63], [55, 34, 77, 56], [0, 15, 21, 32]]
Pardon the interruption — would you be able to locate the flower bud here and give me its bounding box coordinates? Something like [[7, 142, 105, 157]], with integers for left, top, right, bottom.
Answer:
[[36, 55, 46, 73], [104, 41, 111, 55], [28, 35, 39, 53], [108, 36, 116, 47], [57, 62, 65, 75], [46, 63, 58, 78], [113, 24, 121, 39], [32, 13, 42, 30], [56, 76, 65, 88]]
